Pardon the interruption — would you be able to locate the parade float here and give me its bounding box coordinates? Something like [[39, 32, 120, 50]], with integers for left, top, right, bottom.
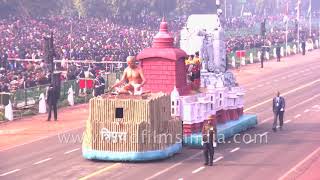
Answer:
[[180, 14, 257, 146], [82, 18, 186, 161], [82, 14, 257, 161], [82, 93, 182, 161]]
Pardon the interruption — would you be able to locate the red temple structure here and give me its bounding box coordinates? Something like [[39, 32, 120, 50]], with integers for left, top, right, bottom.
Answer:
[[136, 18, 189, 95]]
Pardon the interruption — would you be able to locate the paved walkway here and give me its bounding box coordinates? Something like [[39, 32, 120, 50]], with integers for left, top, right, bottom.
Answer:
[[0, 103, 88, 151]]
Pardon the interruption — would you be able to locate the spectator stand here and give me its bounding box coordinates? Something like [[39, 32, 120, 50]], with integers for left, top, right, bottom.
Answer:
[[227, 41, 314, 69], [12, 85, 44, 119], [4, 58, 126, 119], [235, 50, 246, 68]]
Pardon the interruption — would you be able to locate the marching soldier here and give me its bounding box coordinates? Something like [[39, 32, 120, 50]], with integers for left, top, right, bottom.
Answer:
[[202, 115, 217, 166]]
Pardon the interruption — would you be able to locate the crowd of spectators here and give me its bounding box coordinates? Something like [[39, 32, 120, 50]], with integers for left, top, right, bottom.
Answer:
[[0, 14, 317, 93], [0, 15, 184, 61], [224, 15, 320, 53], [0, 15, 184, 92]]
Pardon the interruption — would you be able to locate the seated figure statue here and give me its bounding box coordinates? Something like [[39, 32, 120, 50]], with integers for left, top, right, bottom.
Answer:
[[111, 56, 146, 95]]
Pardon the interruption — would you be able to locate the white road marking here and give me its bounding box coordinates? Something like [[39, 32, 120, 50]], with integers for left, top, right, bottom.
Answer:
[[145, 151, 202, 180], [278, 147, 320, 180], [312, 105, 319, 108], [230, 147, 240, 153], [64, 148, 80, 154], [304, 109, 310, 113], [284, 120, 292, 124], [79, 163, 121, 180], [294, 114, 301, 119], [0, 128, 26, 135], [178, 178, 183, 180], [213, 156, 224, 163], [33, 158, 52, 165], [192, 166, 205, 174], [0, 169, 21, 176], [244, 79, 320, 112]]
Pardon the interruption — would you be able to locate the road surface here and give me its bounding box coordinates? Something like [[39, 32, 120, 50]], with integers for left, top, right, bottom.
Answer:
[[1, 51, 320, 180]]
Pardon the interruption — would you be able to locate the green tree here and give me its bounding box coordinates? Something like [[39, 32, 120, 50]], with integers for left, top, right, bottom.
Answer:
[[73, 0, 87, 18]]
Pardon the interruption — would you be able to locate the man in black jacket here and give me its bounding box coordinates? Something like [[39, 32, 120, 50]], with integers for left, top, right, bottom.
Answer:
[[301, 41, 306, 55], [260, 48, 265, 68], [46, 84, 58, 121], [272, 91, 285, 132], [94, 73, 105, 97], [276, 45, 281, 62]]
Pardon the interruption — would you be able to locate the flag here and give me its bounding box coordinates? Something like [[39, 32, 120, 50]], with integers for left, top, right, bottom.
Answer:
[[295, 0, 301, 20], [283, 2, 289, 23], [308, 0, 312, 17], [294, 0, 300, 10], [308, 0, 312, 36]]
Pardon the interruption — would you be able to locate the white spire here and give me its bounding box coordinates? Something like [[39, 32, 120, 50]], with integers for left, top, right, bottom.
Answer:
[[171, 86, 180, 117], [171, 86, 179, 99]]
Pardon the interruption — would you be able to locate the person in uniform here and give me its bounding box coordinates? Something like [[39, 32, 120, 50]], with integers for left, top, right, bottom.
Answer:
[[185, 55, 193, 84], [185, 55, 192, 66], [94, 73, 105, 97], [260, 47, 265, 68], [191, 52, 201, 90], [272, 91, 285, 132], [46, 84, 58, 121], [301, 40, 306, 55], [202, 116, 217, 166], [276, 44, 281, 62]]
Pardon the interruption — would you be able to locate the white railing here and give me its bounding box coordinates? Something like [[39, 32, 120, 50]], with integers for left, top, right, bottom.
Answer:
[[6, 58, 127, 72]]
